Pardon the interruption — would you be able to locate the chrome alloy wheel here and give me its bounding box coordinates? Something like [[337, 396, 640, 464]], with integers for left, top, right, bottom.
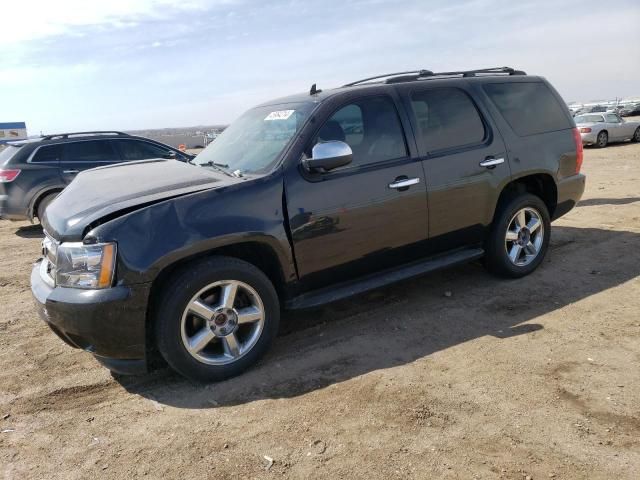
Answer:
[[504, 207, 544, 267], [180, 280, 265, 365]]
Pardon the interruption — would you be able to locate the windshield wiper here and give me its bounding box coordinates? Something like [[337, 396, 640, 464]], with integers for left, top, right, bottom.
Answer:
[[198, 161, 234, 177]]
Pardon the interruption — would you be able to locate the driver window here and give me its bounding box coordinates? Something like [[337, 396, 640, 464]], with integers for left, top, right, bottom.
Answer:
[[312, 96, 407, 168], [605, 114, 620, 123]]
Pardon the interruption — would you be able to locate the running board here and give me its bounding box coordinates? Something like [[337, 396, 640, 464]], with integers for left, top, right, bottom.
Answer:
[[286, 247, 484, 310]]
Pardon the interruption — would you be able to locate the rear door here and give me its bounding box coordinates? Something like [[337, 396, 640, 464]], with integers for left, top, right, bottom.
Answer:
[[59, 140, 121, 184], [399, 84, 509, 250]]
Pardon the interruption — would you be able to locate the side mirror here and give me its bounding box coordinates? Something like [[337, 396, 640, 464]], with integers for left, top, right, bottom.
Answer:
[[305, 141, 353, 172]]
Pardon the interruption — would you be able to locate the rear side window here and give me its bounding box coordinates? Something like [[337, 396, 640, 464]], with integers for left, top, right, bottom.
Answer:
[[409, 88, 486, 153], [63, 140, 118, 162], [483, 82, 571, 136], [32, 145, 62, 163], [115, 140, 172, 160]]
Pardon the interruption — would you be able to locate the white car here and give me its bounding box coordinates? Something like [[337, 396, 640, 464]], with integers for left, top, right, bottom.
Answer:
[[575, 113, 640, 147]]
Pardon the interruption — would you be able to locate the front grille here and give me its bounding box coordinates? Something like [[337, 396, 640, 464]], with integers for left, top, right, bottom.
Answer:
[[40, 232, 58, 287]]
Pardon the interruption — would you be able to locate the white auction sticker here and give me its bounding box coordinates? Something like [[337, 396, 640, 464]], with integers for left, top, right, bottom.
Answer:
[[264, 110, 295, 121]]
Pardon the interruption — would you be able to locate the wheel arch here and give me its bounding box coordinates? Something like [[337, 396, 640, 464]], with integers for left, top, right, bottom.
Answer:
[[493, 173, 558, 222], [144, 239, 289, 366], [30, 187, 64, 221]]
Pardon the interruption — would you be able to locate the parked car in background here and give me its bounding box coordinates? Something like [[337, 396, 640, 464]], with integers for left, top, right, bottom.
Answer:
[[620, 103, 640, 117], [0, 131, 194, 221], [575, 105, 607, 116], [31, 67, 586, 382], [574, 113, 640, 147]]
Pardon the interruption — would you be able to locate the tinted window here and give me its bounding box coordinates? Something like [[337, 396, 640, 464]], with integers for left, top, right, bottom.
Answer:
[[32, 145, 62, 163], [116, 140, 172, 160], [484, 82, 571, 136], [63, 140, 117, 162], [409, 88, 485, 152], [605, 114, 620, 123], [314, 96, 407, 167], [0, 145, 22, 165]]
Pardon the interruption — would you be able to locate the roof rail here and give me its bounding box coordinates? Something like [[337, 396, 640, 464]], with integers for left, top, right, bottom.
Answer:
[[41, 131, 130, 140], [343, 70, 434, 87], [344, 67, 526, 87]]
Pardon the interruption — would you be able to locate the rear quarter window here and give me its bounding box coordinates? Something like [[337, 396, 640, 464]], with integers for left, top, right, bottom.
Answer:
[[0, 145, 22, 165], [483, 82, 571, 136]]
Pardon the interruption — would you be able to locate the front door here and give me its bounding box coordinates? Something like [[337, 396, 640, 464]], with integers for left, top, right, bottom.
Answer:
[[59, 140, 120, 184], [400, 85, 510, 250], [285, 94, 429, 291]]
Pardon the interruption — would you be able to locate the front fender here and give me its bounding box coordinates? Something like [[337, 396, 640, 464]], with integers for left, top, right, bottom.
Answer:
[[89, 172, 296, 285]]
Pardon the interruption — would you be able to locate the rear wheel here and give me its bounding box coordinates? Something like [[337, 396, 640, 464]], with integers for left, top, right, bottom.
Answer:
[[596, 130, 608, 148], [484, 193, 551, 278], [155, 256, 280, 382], [36, 192, 59, 223], [632, 127, 640, 143]]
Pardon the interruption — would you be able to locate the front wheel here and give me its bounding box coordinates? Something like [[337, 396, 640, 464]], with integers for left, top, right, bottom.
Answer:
[[155, 256, 280, 382], [484, 193, 551, 278], [632, 127, 640, 143]]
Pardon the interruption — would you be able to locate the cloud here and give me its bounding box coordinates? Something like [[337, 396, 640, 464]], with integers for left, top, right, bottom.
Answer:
[[1, 0, 639, 133], [0, 0, 222, 44]]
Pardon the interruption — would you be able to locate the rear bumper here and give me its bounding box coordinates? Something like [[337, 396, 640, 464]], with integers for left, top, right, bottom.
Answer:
[[31, 260, 151, 374], [580, 131, 598, 145], [0, 195, 29, 220], [553, 173, 586, 220]]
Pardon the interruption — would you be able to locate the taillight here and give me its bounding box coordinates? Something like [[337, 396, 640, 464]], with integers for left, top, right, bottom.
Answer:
[[0, 169, 21, 183], [579, 127, 592, 133], [572, 128, 583, 174]]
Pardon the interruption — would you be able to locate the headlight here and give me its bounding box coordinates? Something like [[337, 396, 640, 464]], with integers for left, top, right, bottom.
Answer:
[[55, 242, 116, 289]]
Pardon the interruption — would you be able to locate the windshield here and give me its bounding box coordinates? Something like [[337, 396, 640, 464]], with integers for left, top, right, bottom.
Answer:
[[574, 114, 604, 124], [194, 102, 316, 174], [0, 145, 21, 166]]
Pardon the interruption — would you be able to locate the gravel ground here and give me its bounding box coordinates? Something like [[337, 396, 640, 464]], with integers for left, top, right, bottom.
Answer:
[[1, 140, 639, 479]]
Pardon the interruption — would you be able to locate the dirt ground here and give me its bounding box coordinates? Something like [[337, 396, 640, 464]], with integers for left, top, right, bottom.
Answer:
[[1, 141, 639, 479]]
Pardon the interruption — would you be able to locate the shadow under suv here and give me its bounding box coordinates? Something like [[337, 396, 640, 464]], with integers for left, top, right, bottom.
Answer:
[[0, 131, 194, 221], [30, 67, 586, 382]]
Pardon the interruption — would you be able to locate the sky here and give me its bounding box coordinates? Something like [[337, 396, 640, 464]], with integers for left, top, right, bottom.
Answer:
[[1, 0, 639, 134]]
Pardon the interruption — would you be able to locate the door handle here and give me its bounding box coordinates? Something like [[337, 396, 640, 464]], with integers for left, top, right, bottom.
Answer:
[[63, 170, 79, 174], [479, 157, 505, 168], [389, 177, 420, 189]]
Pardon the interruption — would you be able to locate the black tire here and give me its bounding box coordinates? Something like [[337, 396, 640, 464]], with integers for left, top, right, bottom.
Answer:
[[36, 192, 59, 222], [596, 130, 608, 148], [632, 127, 640, 143], [484, 193, 551, 278], [155, 256, 280, 382]]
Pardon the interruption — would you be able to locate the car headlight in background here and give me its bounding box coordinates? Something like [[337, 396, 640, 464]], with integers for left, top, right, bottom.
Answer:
[[55, 242, 116, 289]]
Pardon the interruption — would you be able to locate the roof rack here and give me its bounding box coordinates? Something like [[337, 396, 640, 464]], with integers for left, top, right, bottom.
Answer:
[[343, 67, 526, 87], [41, 131, 130, 140]]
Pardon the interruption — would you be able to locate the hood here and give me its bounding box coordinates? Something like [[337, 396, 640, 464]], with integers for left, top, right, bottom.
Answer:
[[44, 159, 239, 241]]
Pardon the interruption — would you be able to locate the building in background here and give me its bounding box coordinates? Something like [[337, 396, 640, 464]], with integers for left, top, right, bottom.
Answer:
[[0, 122, 27, 144]]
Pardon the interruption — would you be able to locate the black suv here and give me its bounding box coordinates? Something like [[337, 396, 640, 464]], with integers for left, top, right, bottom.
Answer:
[[30, 67, 586, 382], [0, 131, 193, 221]]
